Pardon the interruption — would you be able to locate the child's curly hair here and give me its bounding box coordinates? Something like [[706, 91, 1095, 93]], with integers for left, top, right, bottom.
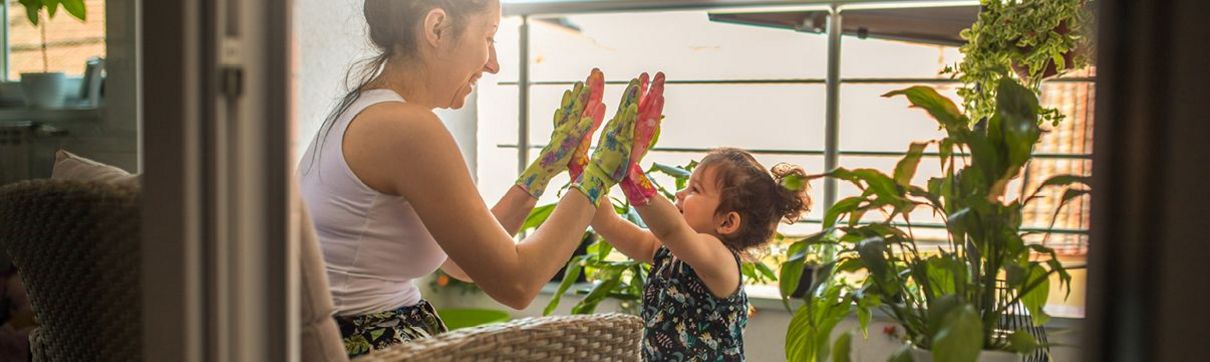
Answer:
[[699, 148, 813, 252]]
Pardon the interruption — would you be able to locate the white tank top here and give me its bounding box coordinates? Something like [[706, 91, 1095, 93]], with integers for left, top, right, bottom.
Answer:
[[298, 89, 447, 316]]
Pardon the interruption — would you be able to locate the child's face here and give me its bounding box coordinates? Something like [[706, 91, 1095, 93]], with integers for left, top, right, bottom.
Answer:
[[675, 165, 724, 235]]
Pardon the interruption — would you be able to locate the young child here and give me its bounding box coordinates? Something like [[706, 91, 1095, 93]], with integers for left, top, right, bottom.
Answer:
[[591, 147, 812, 361]]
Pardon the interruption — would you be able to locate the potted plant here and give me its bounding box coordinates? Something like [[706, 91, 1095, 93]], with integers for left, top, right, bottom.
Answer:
[[16, 0, 88, 108], [780, 79, 1089, 361], [945, 0, 1094, 126]]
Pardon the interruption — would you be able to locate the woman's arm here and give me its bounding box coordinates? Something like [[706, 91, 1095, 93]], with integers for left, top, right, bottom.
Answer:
[[588, 200, 660, 264], [347, 103, 595, 309], [632, 196, 740, 299], [442, 185, 539, 282], [493, 186, 541, 234]]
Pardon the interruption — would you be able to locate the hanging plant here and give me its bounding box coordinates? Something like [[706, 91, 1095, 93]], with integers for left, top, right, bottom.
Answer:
[[944, 0, 1094, 126]]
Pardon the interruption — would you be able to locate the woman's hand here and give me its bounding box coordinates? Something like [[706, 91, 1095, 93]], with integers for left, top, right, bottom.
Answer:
[[515, 68, 606, 198], [567, 69, 607, 180], [619, 72, 666, 206], [571, 77, 642, 206]]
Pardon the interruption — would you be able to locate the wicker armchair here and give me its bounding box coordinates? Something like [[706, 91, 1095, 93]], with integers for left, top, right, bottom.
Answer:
[[358, 313, 644, 362], [0, 179, 643, 361], [0, 180, 142, 362]]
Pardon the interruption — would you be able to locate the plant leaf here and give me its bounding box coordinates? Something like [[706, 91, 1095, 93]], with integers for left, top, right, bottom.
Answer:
[[938, 137, 955, 171], [857, 237, 892, 292], [755, 261, 779, 282], [925, 256, 961, 298], [883, 86, 966, 132], [589, 238, 613, 260], [804, 262, 836, 300], [571, 268, 624, 314], [61, 0, 86, 21], [1005, 263, 1028, 288], [1008, 329, 1041, 354], [855, 292, 881, 338], [926, 294, 961, 339], [838, 168, 903, 205], [779, 249, 807, 300], [19, 0, 43, 26], [45, 0, 60, 19], [1025, 174, 1091, 205], [652, 162, 691, 179], [967, 120, 1003, 183], [786, 304, 812, 361], [1029, 244, 1073, 299], [1037, 174, 1091, 190], [782, 173, 807, 192], [824, 196, 864, 229], [1020, 264, 1051, 326], [932, 302, 983, 362], [544, 255, 586, 315], [895, 142, 930, 187], [997, 78, 1041, 170], [832, 332, 852, 362], [622, 204, 647, 228], [522, 204, 555, 231]]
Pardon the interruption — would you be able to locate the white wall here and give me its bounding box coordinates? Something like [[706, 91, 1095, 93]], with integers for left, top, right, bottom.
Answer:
[[294, 0, 362, 164], [294, 0, 477, 173]]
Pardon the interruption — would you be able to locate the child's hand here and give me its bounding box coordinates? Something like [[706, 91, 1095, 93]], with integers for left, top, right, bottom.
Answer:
[[572, 77, 642, 206], [516, 69, 606, 198], [620, 72, 666, 206]]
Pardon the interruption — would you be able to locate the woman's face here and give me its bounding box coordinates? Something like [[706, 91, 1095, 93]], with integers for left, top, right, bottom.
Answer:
[[433, 3, 501, 109]]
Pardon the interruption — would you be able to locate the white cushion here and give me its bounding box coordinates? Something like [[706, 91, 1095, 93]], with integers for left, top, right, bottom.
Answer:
[[50, 149, 140, 187]]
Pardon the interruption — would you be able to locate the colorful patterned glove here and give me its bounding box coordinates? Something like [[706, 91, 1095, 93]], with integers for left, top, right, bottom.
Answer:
[[516, 69, 607, 198], [619, 72, 666, 206], [567, 69, 607, 180], [571, 77, 642, 206]]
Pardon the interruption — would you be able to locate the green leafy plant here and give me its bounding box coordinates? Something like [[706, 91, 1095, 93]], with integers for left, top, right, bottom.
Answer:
[[17, 0, 89, 73], [531, 160, 780, 316], [781, 79, 1088, 361], [944, 0, 1094, 126]]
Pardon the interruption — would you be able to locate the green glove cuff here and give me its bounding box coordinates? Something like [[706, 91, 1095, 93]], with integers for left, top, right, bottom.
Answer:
[[516, 161, 556, 198], [571, 162, 616, 207]]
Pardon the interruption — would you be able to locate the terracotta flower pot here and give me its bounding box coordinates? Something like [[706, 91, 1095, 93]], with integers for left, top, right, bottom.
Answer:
[[1011, 21, 1082, 80]]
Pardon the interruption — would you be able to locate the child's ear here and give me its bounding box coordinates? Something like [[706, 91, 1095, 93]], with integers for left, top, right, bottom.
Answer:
[[716, 211, 742, 236]]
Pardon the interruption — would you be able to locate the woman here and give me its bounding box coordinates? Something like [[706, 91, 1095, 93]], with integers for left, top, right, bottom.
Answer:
[[298, 0, 645, 357]]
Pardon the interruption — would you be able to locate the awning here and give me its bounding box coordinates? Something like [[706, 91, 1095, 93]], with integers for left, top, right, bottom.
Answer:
[[708, 5, 980, 46]]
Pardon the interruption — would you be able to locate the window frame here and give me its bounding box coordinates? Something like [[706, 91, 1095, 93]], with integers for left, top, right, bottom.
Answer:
[[2, 1, 10, 79], [497, 0, 1093, 240]]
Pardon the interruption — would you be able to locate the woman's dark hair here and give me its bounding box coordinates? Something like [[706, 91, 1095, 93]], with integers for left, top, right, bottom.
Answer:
[[698, 148, 813, 252], [304, 0, 494, 173]]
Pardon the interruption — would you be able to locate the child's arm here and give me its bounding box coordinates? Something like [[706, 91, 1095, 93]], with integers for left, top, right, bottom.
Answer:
[[589, 200, 661, 264], [633, 196, 740, 299]]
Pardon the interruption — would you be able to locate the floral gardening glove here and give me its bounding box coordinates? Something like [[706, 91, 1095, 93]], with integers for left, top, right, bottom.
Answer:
[[516, 69, 607, 198], [571, 77, 642, 206], [619, 72, 666, 206], [567, 69, 607, 180]]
